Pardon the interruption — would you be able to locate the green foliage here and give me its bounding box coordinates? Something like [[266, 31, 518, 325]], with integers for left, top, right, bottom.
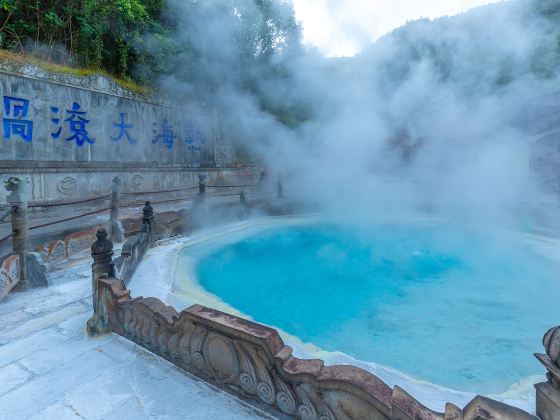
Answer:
[[0, 0, 302, 89], [0, 0, 169, 81]]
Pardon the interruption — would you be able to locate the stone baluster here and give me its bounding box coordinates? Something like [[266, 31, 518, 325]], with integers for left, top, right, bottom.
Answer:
[[87, 228, 115, 336], [277, 174, 283, 199], [5, 177, 32, 289], [258, 170, 268, 195], [142, 200, 154, 240], [109, 177, 124, 242], [198, 174, 206, 200], [535, 325, 560, 419], [6, 177, 29, 255], [3, 177, 47, 291]]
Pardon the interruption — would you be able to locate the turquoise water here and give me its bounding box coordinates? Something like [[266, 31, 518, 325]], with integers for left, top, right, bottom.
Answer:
[[190, 223, 560, 394]]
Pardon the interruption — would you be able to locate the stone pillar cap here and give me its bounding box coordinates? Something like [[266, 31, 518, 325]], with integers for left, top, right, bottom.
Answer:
[[4, 176, 30, 203], [91, 228, 114, 256]]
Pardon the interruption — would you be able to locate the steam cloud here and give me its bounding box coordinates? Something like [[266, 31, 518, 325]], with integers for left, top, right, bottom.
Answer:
[[156, 0, 560, 227]]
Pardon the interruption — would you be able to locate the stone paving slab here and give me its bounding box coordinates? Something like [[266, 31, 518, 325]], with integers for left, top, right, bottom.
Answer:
[[0, 251, 272, 419]]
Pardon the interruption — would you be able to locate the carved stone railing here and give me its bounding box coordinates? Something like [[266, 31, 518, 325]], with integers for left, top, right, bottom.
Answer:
[[91, 275, 537, 420], [114, 201, 153, 285], [535, 326, 560, 419]]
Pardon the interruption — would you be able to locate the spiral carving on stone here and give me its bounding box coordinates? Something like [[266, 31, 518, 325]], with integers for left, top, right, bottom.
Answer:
[[276, 390, 296, 415], [234, 343, 258, 394], [298, 403, 317, 420], [240, 372, 256, 394], [193, 351, 205, 370], [295, 388, 318, 420], [167, 333, 180, 360], [130, 174, 145, 191], [257, 381, 275, 405], [178, 332, 193, 365], [57, 176, 78, 195]]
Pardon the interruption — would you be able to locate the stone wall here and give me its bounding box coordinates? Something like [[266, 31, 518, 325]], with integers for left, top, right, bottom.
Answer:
[[0, 61, 240, 202]]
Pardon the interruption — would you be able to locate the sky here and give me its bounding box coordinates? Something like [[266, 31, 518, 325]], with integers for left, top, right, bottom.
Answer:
[[291, 0, 504, 57]]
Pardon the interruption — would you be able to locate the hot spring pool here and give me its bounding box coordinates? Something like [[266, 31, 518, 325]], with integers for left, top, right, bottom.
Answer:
[[174, 220, 560, 397]]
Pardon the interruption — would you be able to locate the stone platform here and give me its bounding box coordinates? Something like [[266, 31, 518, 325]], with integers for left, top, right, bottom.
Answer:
[[0, 250, 271, 419]]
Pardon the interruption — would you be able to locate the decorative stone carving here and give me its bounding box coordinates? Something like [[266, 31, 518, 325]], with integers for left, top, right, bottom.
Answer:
[[535, 326, 560, 420], [0, 254, 20, 300], [216, 141, 230, 164], [57, 176, 78, 195], [130, 174, 145, 191], [65, 229, 97, 258], [87, 228, 116, 336], [45, 240, 66, 262], [92, 276, 536, 420], [114, 231, 150, 286]]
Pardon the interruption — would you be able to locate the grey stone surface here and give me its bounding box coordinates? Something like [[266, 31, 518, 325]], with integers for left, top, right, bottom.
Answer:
[[0, 252, 271, 420], [26, 252, 48, 288], [0, 363, 32, 395]]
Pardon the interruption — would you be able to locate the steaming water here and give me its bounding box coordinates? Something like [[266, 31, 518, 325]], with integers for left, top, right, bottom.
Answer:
[[176, 220, 560, 396]]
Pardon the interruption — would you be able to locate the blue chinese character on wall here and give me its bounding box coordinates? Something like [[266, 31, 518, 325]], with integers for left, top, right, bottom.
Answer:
[[50, 102, 95, 146], [111, 113, 136, 144], [184, 121, 205, 151], [65, 102, 94, 146], [3, 96, 33, 142], [162, 119, 174, 150], [50, 107, 62, 139], [151, 118, 174, 150]]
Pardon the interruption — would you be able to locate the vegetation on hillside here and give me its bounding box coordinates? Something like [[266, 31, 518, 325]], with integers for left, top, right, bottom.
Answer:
[[0, 0, 301, 85], [0, 49, 149, 93]]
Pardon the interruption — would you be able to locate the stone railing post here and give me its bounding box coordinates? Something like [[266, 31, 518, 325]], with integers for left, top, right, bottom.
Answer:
[[3, 177, 47, 291], [87, 228, 115, 336], [277, 175, 283, 199], [257, 170, 268, 195], [5, 176, 29, 255], [109, 177, 124, 242], [535, 325, 560, 419], [198, 174, 206, 200], [142, 200, 154, 240], [4, 176, 40, 290]]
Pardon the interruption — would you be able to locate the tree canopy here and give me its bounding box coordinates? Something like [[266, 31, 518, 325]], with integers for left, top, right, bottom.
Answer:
[[0, 0, 301, 86]]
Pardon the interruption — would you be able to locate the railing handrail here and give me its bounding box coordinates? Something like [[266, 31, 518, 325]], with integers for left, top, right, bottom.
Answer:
[[28, 207, 110, 231], [1, 180, 284, 244], [121, 183, 259, 196], [28, 193, 112, 208]]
